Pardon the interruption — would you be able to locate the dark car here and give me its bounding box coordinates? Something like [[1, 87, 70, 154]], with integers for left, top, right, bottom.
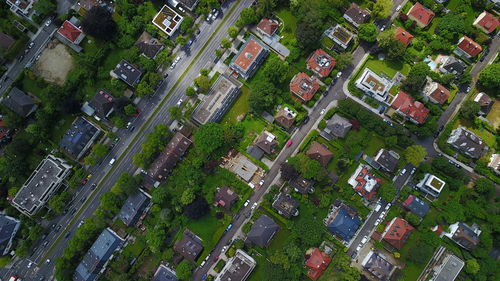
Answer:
[[55, 225, 62, 232], [323, 90, 329, 96], [129, 126, 135, 132], [302, 116, 310, 125], [90, 183, 97, 190], [64, 232, 71, 239], [70, 208, 77, 215]]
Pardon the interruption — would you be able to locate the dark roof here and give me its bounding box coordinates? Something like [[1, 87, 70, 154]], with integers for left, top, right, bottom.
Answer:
[[79, 0, 99, 11], [272, 193, 298, 218], [451, 222, 481, 250], [403, 195, 429, 218], [246, 145, 264, 160], [88, 90, 115, 119], [474, 92, 493, 115], [74, 228, 124, 281], [148, 132, 192, 181], [152, 264, 178, 281], [374, 149, 399, 172], [135, 31, 164, 59], [289, 176, 314, 194], [441, 56, 466, 75], [306, 141, 333, 167], [247, 215, 279, 248], [363, 251, 395, 280], [0, 32, 16, 50], [323, 114, 352, 139], [214, 186, 239, 209], [1, 87, 37, 117], [178, 0, 199, 11], [254, 132, 278, 154], [343, 3, 370, 26], [59, 117, 100, 160], [113, 59, 142, 86], [173, 231, 203, 262], [118, 190, 149, 226], [274, 108, 295, 129], [0, 215, 20, 256], [447, 126, 488, 159], [327, 207, 361, 241]]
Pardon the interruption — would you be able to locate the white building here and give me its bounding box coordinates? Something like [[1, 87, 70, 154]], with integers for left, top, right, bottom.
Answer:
[[355, 68, 392, 103], [416, 173, 445, 199], [152, 5, 184, 37]]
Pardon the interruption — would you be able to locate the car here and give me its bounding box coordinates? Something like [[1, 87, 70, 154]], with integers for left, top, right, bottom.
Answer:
[[178, 6, 185, 13], [439, 125, 444, 132], [259, 179, 264, 186], [245, 211, 251, 218], [286, 140, 293, 147], [206, 13, 212, 21], [64, 232, 71, 239], [375, 219, 381, 225], [396, 4, 402, 11], [380, 25, 386, 31], [374, 204, 381, 212], [70, 208, 77, 215], [27, 262, 33, 268], [410, 168, 416, 175], [38, 276, 45, 281], [174, 56, 181, 63], [9, 275, 18, 281], [45, 19, 51, 27], [385, 203, 391, 210], [221, 246, 228, 253], [129, 126, 135, 132], [186, 39, 194, 47], [195, 29, 201, 35], [90, 183, 97, 190], [18, 55, 24, 61], [126, 122, 132, 129], [81, 179, 88, 185], [355, 245, 362, 252], [55, 225, 62, 232], [323, 90, 329, 96], [244, 200, 250, 207], [336, 72, 342, 78], [201, 273, 208, 280], [77, 220, 84, 228], [42, 241, 49, 247], [225, 224, 232, 231], [360, 236, 368, 244], [46, 259, 51, 264], [80, 196, 87, 203], [170, 62, 177, 69], [213, 255, 219, 262], [251, 202, 258, 210], [399, 169, 406, 175], [177, 99, 183, 106], [320, 108, 326, 115], [109, 158, 116, 166], [379, 211, 386, 218], [211, 11, 219, 20], [302, 116, 310, 124], [164, 73, 169, 78], [133, 109, 142, 117], [28, 41, 34, 48], [200, 261, 206, 267], [41, 234, 47, 240]]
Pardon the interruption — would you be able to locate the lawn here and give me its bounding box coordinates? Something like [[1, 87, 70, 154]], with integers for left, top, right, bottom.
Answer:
[[446, 0, 478, 25], [221, 85, 250, 124], [187, 212, 231, 262], [247, 253, 269, 281], [364, 58, 411, 78], [238, 115, 268, 149], [447, 85, 458, 103], [20, 73, 45, 96], [275, 9, 297, 46], [486, 101, 500, 129]]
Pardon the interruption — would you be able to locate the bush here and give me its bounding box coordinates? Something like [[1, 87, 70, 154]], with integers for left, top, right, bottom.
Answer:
[[242, 222, 252, 233], [318, 120, 327, 130]]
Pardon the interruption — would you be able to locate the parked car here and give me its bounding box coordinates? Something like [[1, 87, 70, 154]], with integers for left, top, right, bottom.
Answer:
[[251, 202, 258, 210], [320, 108, 326, 115], [356, 245, 362, 252], [42, 241, 49, 247], [399, 169, 406, 176], [27, 262, 33, 268], [302, 116, 310, 124], [90, 183, 97, 190], [177, 99, 183, 106], [45, 19, 51, 27], [244, 200, 250, 207], [336, 72, 342, 78], [385, 203, 391, 210], [28, 41, 35, 48], [360, 236, 368, 244], [374, 204, 381, 212]]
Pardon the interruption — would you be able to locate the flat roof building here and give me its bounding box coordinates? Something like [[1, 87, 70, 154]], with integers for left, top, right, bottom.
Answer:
[[229, 36, 269, 80], [417, 246, 464, 281], [59, 117, 101, 160], [324, 24, 355, 50], [417, 173, 445, 199], [356, 68, 392, 102], [215, 249, 256, 281], [12, 155, 72, 216], [152, 5, 184, 37], [191, 74, 242, 125], [224, 153, 258, 183]]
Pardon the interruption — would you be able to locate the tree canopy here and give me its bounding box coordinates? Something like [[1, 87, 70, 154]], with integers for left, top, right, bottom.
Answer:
[[459, 100, 481, 120], [478, 63, 500, 91], [372, 0, 393, 19], [404, 145, 427, 167], [358, 23, 378, 42], [82, 6, 117, 41]]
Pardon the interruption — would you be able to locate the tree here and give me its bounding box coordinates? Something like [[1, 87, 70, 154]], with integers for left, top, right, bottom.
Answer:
[[255, 0, 276, 18], [436, 13, 466, 41], [48, 192, 71, 214], [475, 178, 494, 197], [280, 163, 299, 181], [372, 0, 393, 19], [378, 29, 395, 48], [472, 0, 487, 9], [136, 72, 162, 97], [185, 86, 197, 97], [146, 227, 166, 253], [478, 63, 500, 90], [466, 259, 480, 274], [358, 23, 378, 42], [111, 173, 140, 196], [124, 104, 136, 116], [404, 145, 427, 167], [183, 196, 209, 220], [221, 37, 231, 49], [193, 123, 225, 155], [459, 100, 481, 120], [228, 26, 239, 38], [180, 188, 195, 205], [269, 250, 290, 269], [248, 80, 276, 113], [336, 52, 354, 70], [402, 62, 429, 93], [180, 16, 194, 32], [378, 184, 397, 202], [176, 260, 193, 280], [386, 39, 406, 60], [236, 7, 259, 27], [194, 75, 211, 93], [82, 6, 117, 41], [168, 106, 183, 120], [84, 143, 110, 166], [291, 216, 324, 248], [261, 56, 289, 84], [176, 35, 187, 46], [385, 136, 398, 148], [34, 0, 56, 18], [296, 16, 322, 51]]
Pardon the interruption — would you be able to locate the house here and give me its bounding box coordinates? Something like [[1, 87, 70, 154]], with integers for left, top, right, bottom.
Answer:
[[59, 117, 101, 160], [88, 90, 115, 119], [255, 131, 278, 154], [439, 56, 467, 75], [362, 251, 396, 280], [473, 92, 493, 115], [382, 217, 414, 249], [73, 228, 125, 281], [1, 87, 37, 117], [403, 195, 429, 218], [289, 72, 320, 102], [391, 91, 430, 124], [324, 24, 355, 50], [324, 200, 361, 242], [173, 231, 203, 262], [274, 107, 296, 129], [417, 173, 446, 198], [214, 186, 239, 210], [348, 164, 381, 200], [152, 5, 184, 37], [320, 113, 352, 140], [423, 78, 450, 104], [306, 141, 333, 167], [215, 250, 256, 281], [246, 145, 264, 160], [306, 49, 336, 78], [247, 215, 279, 248], [0, 215, 21, 255], [407, 2, 435, 27], [118, 190, 150, 227], [305, 248, 332, 280], [355, 68, 392, 102], [170, 0, 200, 12], [152, 264, 178, 281], [229, 36, 269, 80], [191, 74, 242, 125], [454, 36, 483, 59], [135, 31, 165, 59], [447, 126, 488, 158], [256, 18, 279, 37], [78, 0, 99, 11], [111, 59, 142, 86], [444, 222, 481, 251], [343, 3, 370, 27], [148, 132, 192, 181], [0, 32, 15, 50], [488, 154, 500, 174], [473, 11, 500, 34], [290, 176, 314, 194], [223, 152, 259, 183], [57, 20, 85, 45], [418, 246, 464, 281], [272, 193, 299, 218], [394, 27, 414, 46], [5, 0, 34, 15], [374, 149, 400, 172], [11, 155, 72, 216]]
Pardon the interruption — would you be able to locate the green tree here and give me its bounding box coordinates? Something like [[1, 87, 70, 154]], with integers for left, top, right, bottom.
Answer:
[[378, 29, 395, 48], [146, 227, 166, 253], [82, 6, 117, 41], [124, 104, 136, 116], [378, 183, 397, 202], [168, 106, 183, 120], [221, 37, 231, 49], [403, 62, 429, 93], [34, 0, 56, 18], [336, 52, 354, 70], [228, 26, 239, 38], [248, 80, 276, 114], [180, 188, 195, 205], [437, 13, 467, 41], [236, 7, 259, 28], [478, 63, 500, 90], [358, 23, 378, 42], [193, 123, 225, 156], [176, 260, 193, 280], [385, 136, 398, 148], [404, 145, 427, 167], [466, 259, 480, 274], [269, 250, 290, 269], [186, 86, 197, 97], [255, 0, 276, 18], [475, 178, 494, 197], [180, 16, 194, 32], [194, 75, 211, 93], [386, 39, 406, 60], [372, 0, 393, 19], [176, 35, 187, 46], [48, 192, 71, 214], [261, 56, 289, 84], [296, 15, 322, 52], [459, 100, 481, 120], [84, 144, 110, 166]]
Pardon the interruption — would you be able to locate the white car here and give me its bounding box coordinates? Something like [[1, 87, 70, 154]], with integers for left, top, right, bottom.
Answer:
[[375, 219, 381, 225], [356, 245, 362, 252], [212, 10, 219, 20], [178, 6, 185, 13], [336, 71, 342, 78], [45, 19, 51, 27], [374, 204, 381, 212], [251, 202, 258, 210], [396, 4, 402, 11], [385, 203, 391, 210], [360, 236, 368, 244], [27, 262, 33, 268], [177, 99, 183, 106], [320, 109, 326, 115], [379, 211, 386, 218], [244, 200, 250, 207], [259, 179, 264, 186], [221, 246, 228, 253], [174, 56, 181, 63]]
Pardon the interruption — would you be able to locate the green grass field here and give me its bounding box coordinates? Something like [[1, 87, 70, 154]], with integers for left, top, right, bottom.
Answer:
[[364, 58, 411, 78], [221, 85, 250, 124]]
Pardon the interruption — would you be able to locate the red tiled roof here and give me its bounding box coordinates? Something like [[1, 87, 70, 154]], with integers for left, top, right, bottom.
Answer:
[[57, 21, 83, 43], [391, 91, 430, 124], [407, 2, 435, 26], [305, 248, 332, 280], [256, 18, 279, 36], [354, 167, 381, 200], [474, 11, 500, 33], [233, 39, 265, 71], [382, 217, 414, 249], [307, 49, 336, 77], [289, 72, 320, 102], [429, 83, 450, 104], [394, 27, 414, 46], [457, 36, 483, 57], [306, 141, 333, 167]]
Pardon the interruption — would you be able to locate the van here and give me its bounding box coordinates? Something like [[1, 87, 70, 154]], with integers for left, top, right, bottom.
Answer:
[[109, 158, 116, 166], [374, 204, 381, 212]]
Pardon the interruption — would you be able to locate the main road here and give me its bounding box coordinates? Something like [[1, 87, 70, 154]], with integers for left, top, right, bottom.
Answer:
[[1, 0, 253, 280]]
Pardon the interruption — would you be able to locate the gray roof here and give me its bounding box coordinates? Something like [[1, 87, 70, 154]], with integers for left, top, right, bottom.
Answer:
[[0, 215, 20, 255], [118, 190, 149, 226], [0, 32, 16, 50], [374, 149, 400, 172], [152, 264, 178, 281], [434, 253, 464, 281], [451, 222, 481, 250], [59, 117, 101, 160], [88, 90, 115, 119], [403, 195, 429, 218], [173, 231, 203, 262], [1, 87, 37, 117], [441, 56, 466, 75], [74, 228, 124, 281], [290, 176, 314, 194], [226, 153, 258, 182], [447, 126, 488, 159], [246, 145, 264, 160], [215, 250, 256, 281], [272, 193, 298, 219], [363, 251, 394, 280], [135, 31, 164, 59], [343, 3, 370, 26], [323, 114, 352, 139], [177, 0, 199, 11], [247, 215, 279, 248], [113, 59, 142, 86]]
